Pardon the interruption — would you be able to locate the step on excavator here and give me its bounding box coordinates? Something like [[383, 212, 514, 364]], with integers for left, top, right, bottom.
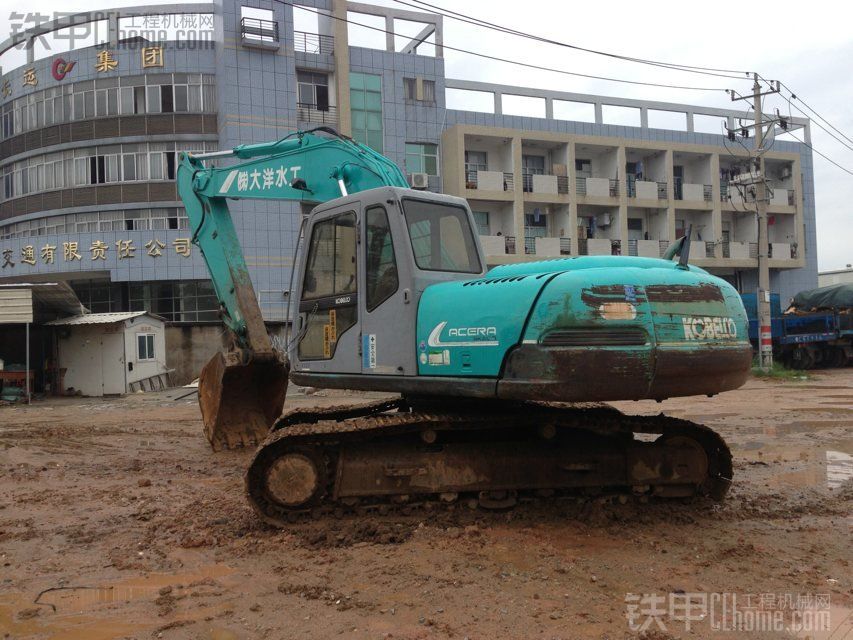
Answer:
[[177, 127, 752, 526]]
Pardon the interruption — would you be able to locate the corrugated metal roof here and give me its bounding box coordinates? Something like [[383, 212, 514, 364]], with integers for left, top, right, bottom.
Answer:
[[0, 282, 86, 320], [46, 311, 162, 326], [0, 288, 33, 324]]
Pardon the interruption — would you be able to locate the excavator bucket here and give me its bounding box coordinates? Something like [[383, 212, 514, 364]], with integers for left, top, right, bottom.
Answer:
[[198, 350, 290, 451]]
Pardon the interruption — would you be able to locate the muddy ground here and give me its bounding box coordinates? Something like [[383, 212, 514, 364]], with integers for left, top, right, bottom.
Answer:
[[0, 370, 851, 640]]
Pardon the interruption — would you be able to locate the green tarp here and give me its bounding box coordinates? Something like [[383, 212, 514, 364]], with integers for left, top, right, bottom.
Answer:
[[791, 283, 853, 311]]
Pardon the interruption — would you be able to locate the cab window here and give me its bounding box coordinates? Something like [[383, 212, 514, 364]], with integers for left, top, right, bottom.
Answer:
[[365, 205, 398, 311], [402, 199, 481, 273], [298, 212, 357, 360]]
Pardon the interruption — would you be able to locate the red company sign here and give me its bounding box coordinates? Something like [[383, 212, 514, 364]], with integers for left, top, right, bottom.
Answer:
[[51, 58, 76, 81]]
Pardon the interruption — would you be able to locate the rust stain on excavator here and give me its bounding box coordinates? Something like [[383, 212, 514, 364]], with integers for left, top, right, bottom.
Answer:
[[645, 283, 724, 303], [580, 284, 647, 309]]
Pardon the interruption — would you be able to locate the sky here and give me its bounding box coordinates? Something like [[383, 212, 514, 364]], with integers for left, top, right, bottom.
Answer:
[[0, 0, 850, 271]]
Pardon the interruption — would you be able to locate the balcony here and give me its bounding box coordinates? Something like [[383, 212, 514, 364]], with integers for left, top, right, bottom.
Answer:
[[297, 103, 338, 126], [576, 177, 618, 198], [465, 170, 514, 192], [705, 241, 715, 258], [628, 239, 669, 258], [294, 31, 334, 55], [521, 173, 568, 196], [577, 238, 619, 256], [524, 236, 571, 256], [769, 243, 797, 260], [627, 177, 666, 200], [241, 17, 280, 50], [673, 178, 712, 203]]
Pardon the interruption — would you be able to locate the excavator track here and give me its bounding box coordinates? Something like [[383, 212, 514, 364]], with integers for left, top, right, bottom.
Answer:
[[245, 400, 732, 527]]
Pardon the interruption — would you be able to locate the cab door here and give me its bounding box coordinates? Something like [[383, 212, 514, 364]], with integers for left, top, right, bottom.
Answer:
[[294, 206, 362, 374], [359, 201, 417, 376]]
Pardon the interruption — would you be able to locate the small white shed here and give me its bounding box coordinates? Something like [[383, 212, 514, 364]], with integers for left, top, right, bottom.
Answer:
[[47, 312, 171, 396]]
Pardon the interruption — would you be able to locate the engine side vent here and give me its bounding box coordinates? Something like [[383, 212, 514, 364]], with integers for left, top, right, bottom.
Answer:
[[541, 327, 648, 347]]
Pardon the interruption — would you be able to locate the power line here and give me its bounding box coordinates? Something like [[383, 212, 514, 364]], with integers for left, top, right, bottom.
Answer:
[[394, 0, 753, 80], [786, 130, 853, 177], [779, 81, 853, 148], [285, 1, 734, 93]]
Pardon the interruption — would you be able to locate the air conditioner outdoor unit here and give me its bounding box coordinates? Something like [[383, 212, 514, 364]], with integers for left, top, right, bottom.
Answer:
[[409, 173, 429, 189]]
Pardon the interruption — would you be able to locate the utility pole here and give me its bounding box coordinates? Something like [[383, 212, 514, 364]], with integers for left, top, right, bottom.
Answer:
[[729, 74, 781, 371], [752, 73, 773, 371]]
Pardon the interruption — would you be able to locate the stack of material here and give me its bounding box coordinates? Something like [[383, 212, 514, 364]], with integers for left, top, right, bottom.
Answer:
[[786, 283, 853, 314]]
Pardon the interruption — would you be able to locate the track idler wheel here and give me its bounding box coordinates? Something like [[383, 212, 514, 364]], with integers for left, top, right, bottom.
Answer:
[[245, 442, 327, 526]]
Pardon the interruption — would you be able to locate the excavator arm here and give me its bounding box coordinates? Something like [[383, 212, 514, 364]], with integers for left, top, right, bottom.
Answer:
[[176, 127, 408, 449]]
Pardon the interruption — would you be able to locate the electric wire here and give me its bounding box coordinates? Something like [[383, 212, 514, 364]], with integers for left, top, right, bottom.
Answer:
[[283, 1, 735, 93], [393, 0, 752, 80]]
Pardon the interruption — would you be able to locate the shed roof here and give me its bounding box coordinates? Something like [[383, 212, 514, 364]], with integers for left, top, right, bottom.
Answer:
[[46, 311, 165, 326]]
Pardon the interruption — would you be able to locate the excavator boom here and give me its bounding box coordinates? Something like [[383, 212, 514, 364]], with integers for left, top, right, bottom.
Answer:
[[176, 128, 407, 449]]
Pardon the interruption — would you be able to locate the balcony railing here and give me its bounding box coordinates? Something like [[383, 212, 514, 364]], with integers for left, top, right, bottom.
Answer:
[[705, 241, 715, 258], [505, 235, 516, 254], [576, 176, 586, 196], [578, 237, 588, 255], [658, 239, 670, 257], [657, 181, 667, 199], [674, 176, 683, 200], [628, 239, 638, 256], [560, 237, 571, 255], [722, 241, 730, 258], [465, 170, 514, 191], [522, 173, 535, 193], [557, 176, 569, 195], [297, 103, 338, 125], [241, 17, 279, 44], [749, 242, 758, 258], [609, 179, 619, 197], [703, 184, 713, 202], [721, 181, 729, 200], [787, 189, 796, 206], [627, 176, 636, 198], [294, 31, 334, 54]]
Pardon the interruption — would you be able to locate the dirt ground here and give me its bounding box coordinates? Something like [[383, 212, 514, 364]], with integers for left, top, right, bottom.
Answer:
[[0, 370, 851, 640]]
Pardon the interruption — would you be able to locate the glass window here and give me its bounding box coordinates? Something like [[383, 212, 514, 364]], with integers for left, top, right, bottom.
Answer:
[[365, 206, 398, 311], [423, 80, 435, 103], [473, 211, 490, 236], [350, 72, 383, 152], [137, 334, 156, 361], [403, 199, 481, 273], [405, 143, 438, 176], [146, 86, 161, 113], [299, 211, 358, 360], [174, 85, 188, 112], [301, 212, 357, 300], [403, 77, 416, 100]]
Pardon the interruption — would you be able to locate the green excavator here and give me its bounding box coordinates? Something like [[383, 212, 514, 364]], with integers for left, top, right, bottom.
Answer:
[[177, 127, 752, 526]]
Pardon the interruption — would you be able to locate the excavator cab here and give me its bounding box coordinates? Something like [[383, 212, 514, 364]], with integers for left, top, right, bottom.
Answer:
[[289, 187, 486, 382]]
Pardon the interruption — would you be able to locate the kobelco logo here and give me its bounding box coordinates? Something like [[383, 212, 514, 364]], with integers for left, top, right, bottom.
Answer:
[[428, 321, 499, 347], [51, 58, 76, 81], [682, 316, 738, 340]]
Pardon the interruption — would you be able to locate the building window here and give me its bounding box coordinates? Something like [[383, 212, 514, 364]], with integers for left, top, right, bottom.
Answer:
[[296, 71, 330, 110], [423, 80, 435, 103], [403, 77, 416, 101], [350, 73, 383, 152], [473, 211, 490, 236], [465, 150, 487, 173], [403, 78, 435, 103], [405, 143, 438, 176], [137, 334, 156, 361]]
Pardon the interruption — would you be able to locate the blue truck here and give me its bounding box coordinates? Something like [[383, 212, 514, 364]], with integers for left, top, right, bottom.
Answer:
[[741, 291, 853, 369]]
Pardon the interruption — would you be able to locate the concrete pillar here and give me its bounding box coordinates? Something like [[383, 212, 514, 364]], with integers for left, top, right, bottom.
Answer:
[[616, 145, 628, 252], [665, 149, 676, 241], [385, 15, 394, 52], [108, 13, 120, 46], [511, 136, 525, 254], [332, 0, 351, 136], [640, 107, 649, 129], [433, 15, 443, 57], [686, 111, 695, 133], [545, 98, 553, 120], [594, 102, 603, 125], [493, 92, 502, 116], [567, 142, 578, 255], [26, 37, 34, 64], [710, 153, 722, 259]]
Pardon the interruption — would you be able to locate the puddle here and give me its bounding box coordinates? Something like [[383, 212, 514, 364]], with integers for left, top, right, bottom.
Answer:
[[740, 437, 853, 490]]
